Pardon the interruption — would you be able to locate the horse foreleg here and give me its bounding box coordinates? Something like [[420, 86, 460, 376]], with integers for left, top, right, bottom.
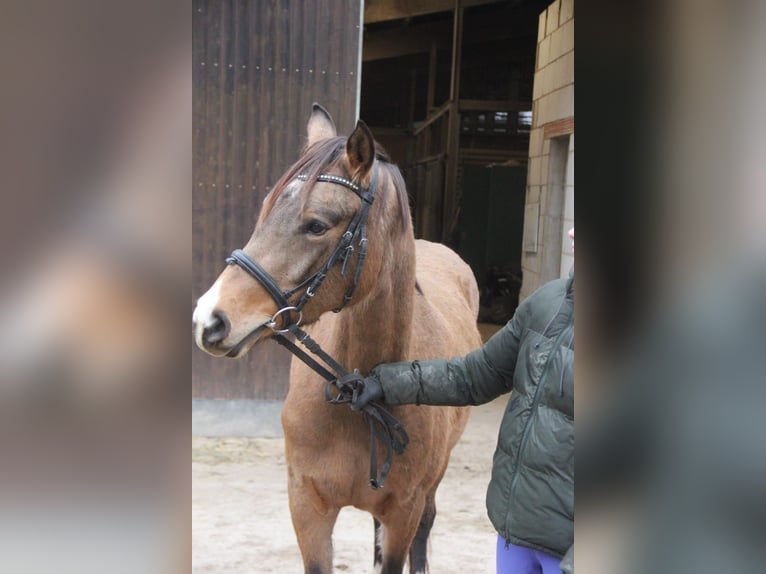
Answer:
[[408, 491, 436, 574], [373, 518, 384, 573], [378, 495, 425, 574], [288, 478, 339, 574]]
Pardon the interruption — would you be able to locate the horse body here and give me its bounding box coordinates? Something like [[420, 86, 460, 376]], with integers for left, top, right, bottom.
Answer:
[[283, 238, 479, 574], [193, 104, 481, 573]]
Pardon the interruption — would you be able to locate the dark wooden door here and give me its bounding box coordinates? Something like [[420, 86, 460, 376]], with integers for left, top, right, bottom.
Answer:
[[459, 164, 526, 310], [192, 0, 362, 399]]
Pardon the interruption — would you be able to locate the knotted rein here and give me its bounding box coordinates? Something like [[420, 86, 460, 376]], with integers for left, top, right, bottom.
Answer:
[[225, 163, 409, 490]]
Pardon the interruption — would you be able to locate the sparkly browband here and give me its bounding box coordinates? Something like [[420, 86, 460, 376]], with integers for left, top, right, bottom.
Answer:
[[296, 173, 361, 194]]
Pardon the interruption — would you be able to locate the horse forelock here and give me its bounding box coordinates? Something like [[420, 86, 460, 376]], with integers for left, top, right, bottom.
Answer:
[[258, 137, 346, 223], [257, 137, 412, 236]]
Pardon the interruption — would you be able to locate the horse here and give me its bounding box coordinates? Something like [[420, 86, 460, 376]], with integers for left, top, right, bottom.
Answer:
[[193, 103, 481, 574]]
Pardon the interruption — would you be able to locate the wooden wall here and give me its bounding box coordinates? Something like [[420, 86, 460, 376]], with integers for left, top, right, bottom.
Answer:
[[192, 0, 362, 400]]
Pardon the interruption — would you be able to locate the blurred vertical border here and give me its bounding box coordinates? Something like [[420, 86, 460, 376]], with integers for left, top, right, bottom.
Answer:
[[578, 1, 766, 573], [0, 1, 189, 573]]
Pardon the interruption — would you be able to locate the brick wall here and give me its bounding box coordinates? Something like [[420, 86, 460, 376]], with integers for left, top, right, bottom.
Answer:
[[520, 0, 574, 299]]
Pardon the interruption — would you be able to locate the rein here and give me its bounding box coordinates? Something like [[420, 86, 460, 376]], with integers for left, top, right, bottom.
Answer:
[[225, 164, 409, 490]]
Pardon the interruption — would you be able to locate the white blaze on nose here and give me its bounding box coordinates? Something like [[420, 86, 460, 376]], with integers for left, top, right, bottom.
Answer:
[[193, 280, 222, 343]]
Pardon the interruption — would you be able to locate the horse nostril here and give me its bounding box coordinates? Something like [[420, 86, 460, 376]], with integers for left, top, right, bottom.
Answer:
[[203, 311, 229, 345]]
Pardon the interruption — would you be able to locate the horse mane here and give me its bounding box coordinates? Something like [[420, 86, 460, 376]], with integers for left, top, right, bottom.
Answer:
[[259, 136, 411, 234]]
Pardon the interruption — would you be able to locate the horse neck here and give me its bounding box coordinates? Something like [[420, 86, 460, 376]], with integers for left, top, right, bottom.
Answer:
[[331, 223, 416, 375]]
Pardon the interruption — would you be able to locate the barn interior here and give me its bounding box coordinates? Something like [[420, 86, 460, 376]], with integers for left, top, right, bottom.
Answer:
[[192, 0, 561, 406], [361, 0, 550, 322]]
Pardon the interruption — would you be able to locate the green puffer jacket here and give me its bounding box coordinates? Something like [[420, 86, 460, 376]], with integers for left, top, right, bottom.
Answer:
[[372, 272, 574, 558]]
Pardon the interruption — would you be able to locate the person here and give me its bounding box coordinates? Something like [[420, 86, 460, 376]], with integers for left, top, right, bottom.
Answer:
[[351, 229, 575, 574]]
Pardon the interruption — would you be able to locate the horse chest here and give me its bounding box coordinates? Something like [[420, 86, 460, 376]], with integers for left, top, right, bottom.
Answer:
[[283, 390, 369, 454]]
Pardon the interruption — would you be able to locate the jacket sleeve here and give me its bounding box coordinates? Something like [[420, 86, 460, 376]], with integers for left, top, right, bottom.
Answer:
[[371, 301, 528, 406]]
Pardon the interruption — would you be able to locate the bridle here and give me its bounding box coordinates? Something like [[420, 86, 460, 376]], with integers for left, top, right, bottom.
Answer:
[[227, 167, 376, 324], [225, 163, 409, 490]]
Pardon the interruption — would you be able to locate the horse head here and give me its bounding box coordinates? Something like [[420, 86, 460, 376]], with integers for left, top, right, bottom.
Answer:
[[193, 104, 404, 358]]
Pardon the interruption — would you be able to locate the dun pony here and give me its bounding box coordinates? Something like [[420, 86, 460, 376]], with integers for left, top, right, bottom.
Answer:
[[193, 104, 481, 574]]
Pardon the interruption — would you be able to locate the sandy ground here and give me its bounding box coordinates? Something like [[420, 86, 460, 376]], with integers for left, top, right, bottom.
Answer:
[[192, 394, 508, 573]]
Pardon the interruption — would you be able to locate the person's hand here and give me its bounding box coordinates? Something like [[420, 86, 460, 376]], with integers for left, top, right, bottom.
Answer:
[[350, 375, 384, 411]]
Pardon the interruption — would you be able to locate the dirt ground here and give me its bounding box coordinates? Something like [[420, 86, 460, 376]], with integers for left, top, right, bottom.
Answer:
[[192, 394, 507, 573]]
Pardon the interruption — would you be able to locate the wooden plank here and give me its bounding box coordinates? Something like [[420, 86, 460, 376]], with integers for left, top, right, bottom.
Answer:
[[364, 126, 410, 136], [461, 148, 529, 160], [412, 99, 451, 136], [427, 42, 438, 111], [409, 152, 446, 166], [363, 1, 534, 62], [362, 19, 451, 62], [408, 67, 417, 126], [443, 0, 463, 244], [364, 0, 501, 24], [459, 99, 533, 112]]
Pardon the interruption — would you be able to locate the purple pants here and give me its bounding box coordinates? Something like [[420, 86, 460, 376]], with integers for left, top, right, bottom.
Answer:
[[496, 537, 562, 574]]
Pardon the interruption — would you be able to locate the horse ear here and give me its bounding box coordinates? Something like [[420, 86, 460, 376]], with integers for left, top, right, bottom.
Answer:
[[307, 103, 337, 146], [346, 120, 375, 178]]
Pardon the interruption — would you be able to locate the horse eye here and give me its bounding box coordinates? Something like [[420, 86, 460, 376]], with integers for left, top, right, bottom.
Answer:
[[305, 220, 328, 236]]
